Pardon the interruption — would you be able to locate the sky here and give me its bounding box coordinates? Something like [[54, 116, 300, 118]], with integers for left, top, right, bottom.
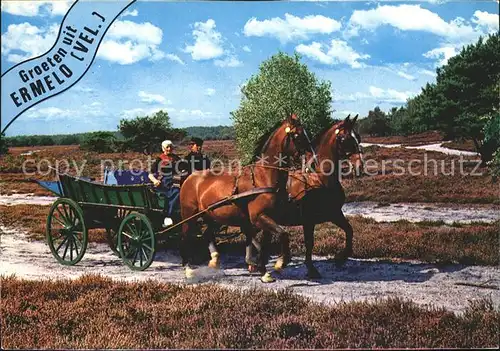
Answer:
[[1, 0, 498, 136]]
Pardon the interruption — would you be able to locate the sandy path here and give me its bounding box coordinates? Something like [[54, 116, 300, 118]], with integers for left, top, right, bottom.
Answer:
[[1, 225, 498, 314], [360, 142, 480, 157], [0, 194, 56, 206]]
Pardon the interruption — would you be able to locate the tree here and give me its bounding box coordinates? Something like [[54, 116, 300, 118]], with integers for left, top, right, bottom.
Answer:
[[412, 33, 500, 163], [0, 132, 9, 155], [358, 106, 392, 136], [119, 110, 182, 154], [59, 134, 80, 145], [80, 132, 117, 153], [38, 135, 55, 146], [231, 52, 333, 163], [387, 106, 415, 136]]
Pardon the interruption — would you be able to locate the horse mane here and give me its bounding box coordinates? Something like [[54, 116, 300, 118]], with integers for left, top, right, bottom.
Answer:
[[251, 120, 284, 161]]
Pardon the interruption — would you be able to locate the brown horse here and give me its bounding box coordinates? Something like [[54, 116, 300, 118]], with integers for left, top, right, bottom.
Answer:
[[179, 114, 309, 282], [247, 115, 364, 278]]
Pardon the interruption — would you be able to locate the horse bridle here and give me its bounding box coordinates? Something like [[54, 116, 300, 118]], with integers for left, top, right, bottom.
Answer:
[[335, 128, 363, 158]]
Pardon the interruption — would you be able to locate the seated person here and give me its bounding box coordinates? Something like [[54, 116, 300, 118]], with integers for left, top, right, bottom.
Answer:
[[148, 140, 181, 227], [182, 137, 211, 175]]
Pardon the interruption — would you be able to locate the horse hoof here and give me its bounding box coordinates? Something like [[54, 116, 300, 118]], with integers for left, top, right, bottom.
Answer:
[[274, 257, 285, 271], [208, 260, 220, 269], [185, 266, 196, 279], [260, 272, 275, 283], [208, 252, 220, 269]]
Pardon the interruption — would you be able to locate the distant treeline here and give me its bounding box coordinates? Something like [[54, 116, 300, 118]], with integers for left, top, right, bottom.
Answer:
[[3, 126, 235, 147], [3, 131, 123, 147]]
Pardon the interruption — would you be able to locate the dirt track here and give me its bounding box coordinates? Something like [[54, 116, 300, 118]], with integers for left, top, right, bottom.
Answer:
[[1, 225, 498, 314]]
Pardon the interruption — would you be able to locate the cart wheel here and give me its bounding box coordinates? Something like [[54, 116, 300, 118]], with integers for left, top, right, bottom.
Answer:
[[117, 212, 156, 271], [46, 198, 88, 265], [106, 209, 131, 256]]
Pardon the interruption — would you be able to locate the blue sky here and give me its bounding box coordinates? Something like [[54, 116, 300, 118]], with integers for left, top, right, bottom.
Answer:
[[1, 0, 498, 136]]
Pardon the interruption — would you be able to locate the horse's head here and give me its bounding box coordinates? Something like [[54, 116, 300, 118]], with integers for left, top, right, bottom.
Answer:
[[279, 113, 310, 162], [332, 114, 364, 175]]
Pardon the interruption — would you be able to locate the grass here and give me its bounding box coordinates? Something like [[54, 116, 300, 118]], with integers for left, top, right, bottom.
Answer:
[[1, 205, 498, 266], [1, 275, 498, 349], [362, 130, 443, 145], [342, 145, 499, 204]]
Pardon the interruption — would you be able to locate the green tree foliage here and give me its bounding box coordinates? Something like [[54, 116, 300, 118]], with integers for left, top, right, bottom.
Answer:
[[483, 113, 500, 174], [358, 106, 392, 136], [118, 110, 186, 154], [184, 126, 235, 140], [231, 52, 333, 163], [0, 132, 9, 155], [411, 33, 499, 162], [59, 134, 81, 145], [386, 107, 410, 136], [80, 132, 117, 153]]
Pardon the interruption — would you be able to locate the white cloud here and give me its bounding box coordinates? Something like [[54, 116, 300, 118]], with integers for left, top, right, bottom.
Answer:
[[397, 71, 416, 81], [419, 69, 437, 77], [423, 46, 458, 66], [244, 13, 341, 43], [335, 91, 371, 102], [24, 107, 74, 120], [138, 91, 169, 105], [1, 22, 59, 63], [1, 1, 71, 17], [176, 109, 212, 118], [214, 55, 243, 68], [0, 19, 175, 66], [346, 5, 477, 42], [345, 5, 498, 67], [336, 86, 416, 104], [106, 20, 162, 45], [98, 40, 155, 65], [1, 2, 45, 17], [368, 86, 415, 104], [296, 40, 370, 68], [190, 110, 212, 117], [24, 103, 104, 120], [242, 45, 251, 52], [472, 10, 499, 32], [184, 19, 224, 60], [204, 88, 216, 96], [122, 9, 139, 17], [49, 0, 71, 16], [184, 19, 242, 67], [96, 19, 183, 65], [165, 53, 185, 65]]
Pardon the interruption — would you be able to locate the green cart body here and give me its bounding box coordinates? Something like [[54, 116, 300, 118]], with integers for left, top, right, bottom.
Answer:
[[38, 173, 179, 271]]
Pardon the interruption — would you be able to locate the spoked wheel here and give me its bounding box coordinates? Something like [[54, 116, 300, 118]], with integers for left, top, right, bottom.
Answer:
[[106, 209, 132, 256], [117, 212, 156, 271], [46, 198, 88, 265]]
